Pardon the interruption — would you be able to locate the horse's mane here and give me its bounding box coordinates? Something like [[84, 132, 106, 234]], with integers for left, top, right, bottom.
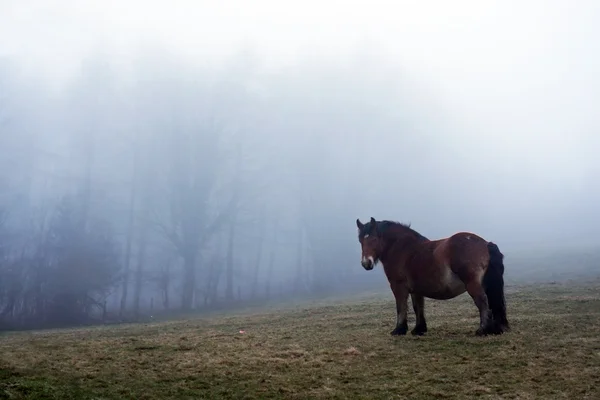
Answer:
[[376, 220, 429, 241]]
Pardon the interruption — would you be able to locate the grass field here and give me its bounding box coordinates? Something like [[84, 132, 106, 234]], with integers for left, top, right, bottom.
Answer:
[[1, 281, 600, 399]]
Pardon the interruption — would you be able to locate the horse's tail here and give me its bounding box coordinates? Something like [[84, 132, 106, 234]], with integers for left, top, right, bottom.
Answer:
[[483, 242, 509, 332]]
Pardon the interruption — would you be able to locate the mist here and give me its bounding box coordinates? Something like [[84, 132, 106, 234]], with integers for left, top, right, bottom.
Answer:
[[1, 0, 599, 329]]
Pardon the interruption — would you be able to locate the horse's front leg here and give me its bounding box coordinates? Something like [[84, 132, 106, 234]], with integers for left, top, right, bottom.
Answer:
[[390, 282, 409, 336]]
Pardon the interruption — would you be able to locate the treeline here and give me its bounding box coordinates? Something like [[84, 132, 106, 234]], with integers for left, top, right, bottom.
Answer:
[[1, 49, 436, 330], [2, 47, 598, 330]]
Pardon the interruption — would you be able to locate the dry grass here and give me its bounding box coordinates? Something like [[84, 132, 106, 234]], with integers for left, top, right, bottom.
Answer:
[[1, 282, 600, 399]]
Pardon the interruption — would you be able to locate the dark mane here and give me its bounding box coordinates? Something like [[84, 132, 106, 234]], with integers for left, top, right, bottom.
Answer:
[[377, 220, 429, 241]]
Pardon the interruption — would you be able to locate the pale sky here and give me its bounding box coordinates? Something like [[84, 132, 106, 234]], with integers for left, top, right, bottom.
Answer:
[[2, 1, 595, 78], [1, 0, 599, 179]]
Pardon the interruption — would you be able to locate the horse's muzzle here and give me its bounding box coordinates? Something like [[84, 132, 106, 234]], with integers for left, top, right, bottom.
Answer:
[[361, 258, 374, 270]]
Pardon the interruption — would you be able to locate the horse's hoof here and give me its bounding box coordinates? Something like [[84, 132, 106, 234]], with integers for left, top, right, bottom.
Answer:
[[411, 324, 427, 336], [390, 327, 407, 336], [483, 322, 504, 335], [489, 325, 504, 335], [475, 327, 487, 336]]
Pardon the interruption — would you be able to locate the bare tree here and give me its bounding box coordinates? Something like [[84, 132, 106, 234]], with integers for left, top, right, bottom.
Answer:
[[153, 115, 233, 310], [249, 204, 267, 299], [119, 135, 140, 316]]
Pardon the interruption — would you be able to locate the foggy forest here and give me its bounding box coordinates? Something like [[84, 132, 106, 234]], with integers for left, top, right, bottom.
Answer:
[[1, 1, 599, 331]]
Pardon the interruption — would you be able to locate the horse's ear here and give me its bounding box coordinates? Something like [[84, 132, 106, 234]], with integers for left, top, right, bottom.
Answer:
[[370, 217, 377, 233], [356, 218, 364, 229]]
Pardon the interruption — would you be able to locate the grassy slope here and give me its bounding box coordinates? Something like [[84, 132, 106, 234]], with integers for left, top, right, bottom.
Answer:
[[1, 282, 599, 400]]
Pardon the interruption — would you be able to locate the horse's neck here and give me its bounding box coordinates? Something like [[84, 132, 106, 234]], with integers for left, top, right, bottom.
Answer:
[[380, 234, 419, 276]]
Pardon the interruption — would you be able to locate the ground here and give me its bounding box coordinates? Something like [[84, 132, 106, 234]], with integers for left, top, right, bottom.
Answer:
[[1, 281, 599, 400]]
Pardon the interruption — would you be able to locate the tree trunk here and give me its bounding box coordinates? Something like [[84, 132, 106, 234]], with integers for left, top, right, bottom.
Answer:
[[250, 235, 265, 299], [265, 246, 276, 300], [264, 220, 278, 300], [78, 133, 94, 231], [225, 220, 235, 302], [119, 269, 130, 317], [224, 140, 243, 302], [119, 194, 136, 317], [132, 230, 147, 317], [250, 205, 267, 299], [155, 258, 171, 310], [294, 227, 304, 294], [119, 133, 141, 317], [181, 250, 196, 310], [163, 287, 169, 310], [208, 254, 223, 306]]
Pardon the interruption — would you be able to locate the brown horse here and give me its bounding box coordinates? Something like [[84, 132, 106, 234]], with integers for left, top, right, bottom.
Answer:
[[356, 217, 509, 336]]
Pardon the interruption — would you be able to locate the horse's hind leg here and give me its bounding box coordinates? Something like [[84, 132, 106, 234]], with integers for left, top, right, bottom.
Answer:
[[410, 293, 427, 335], [465, 281, 495, 336]]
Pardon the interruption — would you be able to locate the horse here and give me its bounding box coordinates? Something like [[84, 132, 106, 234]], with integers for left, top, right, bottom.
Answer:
[[356, 217, 509, 337]]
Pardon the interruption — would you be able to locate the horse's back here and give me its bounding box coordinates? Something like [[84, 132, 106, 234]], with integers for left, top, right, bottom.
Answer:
[[449, 231, 488, 243]]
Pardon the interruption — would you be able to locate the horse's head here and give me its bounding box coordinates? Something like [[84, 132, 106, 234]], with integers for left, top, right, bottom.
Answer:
[[356, 217, 382, 270]]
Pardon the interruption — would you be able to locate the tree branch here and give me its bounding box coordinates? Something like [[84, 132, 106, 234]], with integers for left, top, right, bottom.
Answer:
[[149, 209, 184, 254], [200, 196, 239, 248]]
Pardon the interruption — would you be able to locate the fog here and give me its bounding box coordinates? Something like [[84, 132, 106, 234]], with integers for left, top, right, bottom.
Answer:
[[1, 0, 599, 329]]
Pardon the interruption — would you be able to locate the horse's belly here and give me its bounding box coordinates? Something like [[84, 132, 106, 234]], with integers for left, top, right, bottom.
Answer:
[[415, 269, 467, 300]]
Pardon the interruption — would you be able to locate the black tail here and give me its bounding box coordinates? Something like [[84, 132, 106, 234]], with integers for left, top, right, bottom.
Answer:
[[483, 242, 509, 332]]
